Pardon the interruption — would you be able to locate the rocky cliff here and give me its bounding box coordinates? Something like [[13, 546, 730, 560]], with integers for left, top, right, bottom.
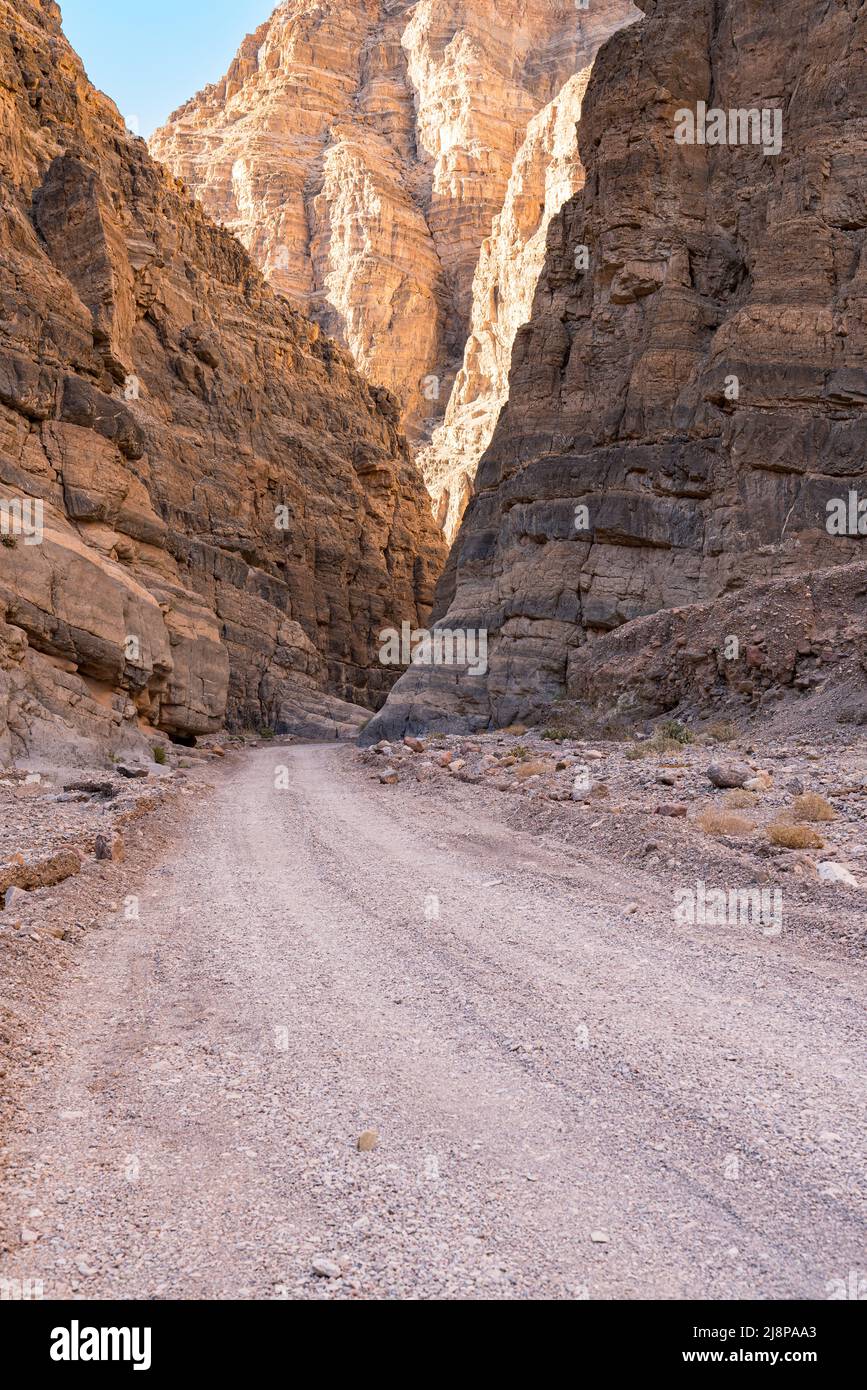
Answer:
[[365, 0, 867, 741], [149, 0, 638, 471], [0, 0, 446, 766], [418, 65, 593, 541]]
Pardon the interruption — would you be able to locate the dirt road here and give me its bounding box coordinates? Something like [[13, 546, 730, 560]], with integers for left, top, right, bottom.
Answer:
[[1, 745, 864, 1299]]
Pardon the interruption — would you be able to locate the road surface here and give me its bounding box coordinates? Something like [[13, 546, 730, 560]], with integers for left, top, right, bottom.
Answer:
[[1, 745, 864, 1299]]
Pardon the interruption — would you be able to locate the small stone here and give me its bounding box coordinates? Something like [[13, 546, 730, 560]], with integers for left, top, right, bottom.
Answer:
[[590, 1230, 610, 1244], [707, 761, 751, 789], [817, 862, 858, 887], [655, 803, 687, 818], [21, 1227, 40, 1244], [744, 772, 772, 792], [94, 831, 125, 863], [448, 759, 466, 772], [3, 885, 28, 912], [378, 770, 398, 785], [211, 745, 226, 758], [585, 750, 605, 761], [357, 1130, 379, 1152], [656, 771, 676, 786], [311, 1257, 341, 1279], [403, 737, 425, 753], [437, 750, 453, 767], [373, 740, 392, 755], [115, 763, 148, 779]]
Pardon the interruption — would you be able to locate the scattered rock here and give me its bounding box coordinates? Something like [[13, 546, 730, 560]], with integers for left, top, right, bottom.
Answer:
[[817, 862, 858, 888], [403, 737, 425, 753], [655, 803, 687, 818], [707, 762, 751, 789], [378, 770, 399, 785], [357, 1130, 379, 1152], [115, 764, 149, 780], [311, 1257, 341, 1279], [3, 885, 29, 913], [94, 831, 125, 863], [590, 1230, 610, 1244]]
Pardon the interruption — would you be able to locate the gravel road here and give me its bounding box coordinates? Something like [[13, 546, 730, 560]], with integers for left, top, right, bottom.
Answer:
[[1, 744, 864, 1299]]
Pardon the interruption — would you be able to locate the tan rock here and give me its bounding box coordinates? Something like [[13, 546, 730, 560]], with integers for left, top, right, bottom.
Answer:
[[151, 1, 639, 456], [0, 1, 446, 763]]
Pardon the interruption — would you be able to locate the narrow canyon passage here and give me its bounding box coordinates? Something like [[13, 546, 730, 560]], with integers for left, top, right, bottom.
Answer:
[[1, 747, 863, 1299]]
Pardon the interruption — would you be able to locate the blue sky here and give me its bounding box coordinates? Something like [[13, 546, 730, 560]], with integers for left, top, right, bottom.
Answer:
[[60, 0, 275, 137]]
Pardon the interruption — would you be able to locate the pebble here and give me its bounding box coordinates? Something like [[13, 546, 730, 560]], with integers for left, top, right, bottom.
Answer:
[[311, 1257, 341, 1279]]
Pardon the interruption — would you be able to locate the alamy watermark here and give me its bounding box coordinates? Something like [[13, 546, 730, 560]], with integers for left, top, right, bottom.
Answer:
[[1, 497, 43, 545], [674, 102, 782, 157], [826, 490, 867, 537], [378, 621, 488, 676], [673, 880, 783, 937]]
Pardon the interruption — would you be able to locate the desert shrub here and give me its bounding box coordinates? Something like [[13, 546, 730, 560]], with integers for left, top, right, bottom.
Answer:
[[659, 719, 693, 744], [697, 807, 755, 837], [706, 720, 738, 743], [767, 822, 825, 849], [153, 745, 167, 765], [514, 760, 549, 779], [724, 789, 757, 809], [791, 793, 837, 822]]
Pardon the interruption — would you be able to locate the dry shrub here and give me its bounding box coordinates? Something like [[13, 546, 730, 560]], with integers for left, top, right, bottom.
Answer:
[[791, 793, 837, 822], [724, 789, 757, 810], [697, 807, 755, 838], [767, 822, 825, 849], [707, 721, 738, 743], [514, 760, 549, 779]]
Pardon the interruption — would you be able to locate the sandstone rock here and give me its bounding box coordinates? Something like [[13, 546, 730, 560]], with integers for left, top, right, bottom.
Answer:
[[151, 2, 638, 458], [655, 804, 687, 819], [365, 0, 867, 742], [0, 848, 81, 897], [357, 1130, 379, 1152], [94, 832, 124, 864], [744, 773, 773, 793], [311, 1258, 341, 1279], [0, 1, 446, 765], [3, 885, 28, 913]]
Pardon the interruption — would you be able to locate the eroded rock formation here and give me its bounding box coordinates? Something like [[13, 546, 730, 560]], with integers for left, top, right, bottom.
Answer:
[[418, 66, 593, 541], [365, 0, 867, 741], [0, 0, 445, 765], [150, 0, 638, 468]]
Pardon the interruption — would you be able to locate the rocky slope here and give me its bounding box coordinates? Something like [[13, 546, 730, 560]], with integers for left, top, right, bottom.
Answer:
[[0, 0, 446, 767], [149, 0, 638, 467], [365, 0, 867, 742]]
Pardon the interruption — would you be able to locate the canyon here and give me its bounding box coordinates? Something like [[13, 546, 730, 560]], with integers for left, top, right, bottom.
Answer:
[[150, 0, 640, 537], [366, 0, 867, 743], [0, 0, 445, 765]]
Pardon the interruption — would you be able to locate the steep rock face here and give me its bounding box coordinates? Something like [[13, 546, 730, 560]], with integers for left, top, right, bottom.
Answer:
[[365, 0, 867, 741], [0, 0, 445, 765], [149, 0, 638, 447], [418, 66, 593, 541]]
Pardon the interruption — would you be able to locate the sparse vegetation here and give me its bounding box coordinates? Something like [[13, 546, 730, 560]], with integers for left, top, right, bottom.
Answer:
[[697, 807, 755, 838], [767, 822, 825, 849], [791, 792, 837, 822], [153, 745, 167, 765], [706, 720, 738, 743], [724, 788, 757, 809], [659, 719, 693, 745], [1, 534, 16, 548], [514, 760, 549, 779], [259, 727, 275, 740]]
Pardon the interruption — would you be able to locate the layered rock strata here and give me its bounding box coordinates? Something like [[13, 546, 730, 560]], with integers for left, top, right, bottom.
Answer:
[[0, 0, 446, 764], [365, 0, 867, 741], [150, 0, 638, 462]]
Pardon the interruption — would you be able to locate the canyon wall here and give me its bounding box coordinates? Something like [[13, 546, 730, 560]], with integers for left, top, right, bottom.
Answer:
[[0, 0, 445, 766], [149, 0, 638, 490], [365, 0, 867, 741]]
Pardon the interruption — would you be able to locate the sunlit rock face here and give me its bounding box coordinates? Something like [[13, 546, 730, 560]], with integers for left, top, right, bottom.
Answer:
[[150, 0, 639, 471], [0, 0, 446, 762], [363, 0, 867, 742]]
